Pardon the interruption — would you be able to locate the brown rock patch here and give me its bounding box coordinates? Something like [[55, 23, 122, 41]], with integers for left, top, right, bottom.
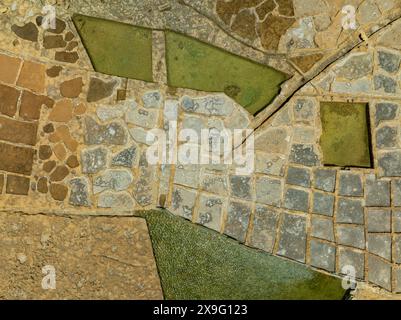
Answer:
[[39, 145, 52, 160], [50, 165, 69, 182], [48, 99, 74, 122], [37, 177, 48, 194], [19, 91, 54, 120], [0, 84, 20, 117], [46, 66, 63, 78], [43, 160, 56, 173], [0, 54, 22, 85], [55, 51, 79, 64], [11, 23, 38, 42], [66, 155, 79, 168], [0, 116, 38, 146], [49, 183, 68, 201], [6, 175, 30, 195], [17, 61, 46, 94], [60, 77, 83, 98], [87, 77, 117, 103], [43, 35, 67, 49]]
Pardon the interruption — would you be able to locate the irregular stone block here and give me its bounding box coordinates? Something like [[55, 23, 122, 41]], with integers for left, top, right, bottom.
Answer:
[[368, 255, 392, 291], [81, 147, 108, 174], [129, 127, 154, 146], [375, 102, 398, 125], [394, 268, 401, 293], [126, 103, 158, 129], [312, 192, 335, 217], [376, 126, 398, 149], [0, 54, 21, 85], [249, 205, 279, 253], [19, 91, 54, 120], [84, 117, 127, 145], [93, 169, 133, 194], [255, 177, 282, 207], [286, 166, 311, 187], [293, 99, 315, 123], [255, 128, 290, 154], [49, 183, 68, 201], [365, 175, 390, 207], [60, 77, 83, 98], [277, 213, 307, 263], [336, 198, 364, 225], [289, 144, 319, 167], [374, 74, 397, 93], [96, 101, 128, 121], [11, 22, 38, 42], [111, 146, 137, 168], [334, 53, 373, 80], [310, 239, 336, 272], [338, 247, 365, 280], [366, 209, 391, 233], [98, 191, 134, 209], [338, 172, 363, 197], [378, 50, 401, 73], [337, 225, 365, 250], [311, 217, 334, 242], [229, 175, 253, 201], [171, 186, 197, 220], [224, 201, 252, 243], [87, 77, 117, 103], [181, 95, 233, 116], [69, 177, 91, 207], [17, 61, 45, 94], [197, 194, 223, 232], [367, 234, 391, 261], [133, 155, 155, 207], [283, 188, 309, 212], [313, 168, 336, 192], [142, 91, 162, 109], [379, 152, 401, 177]]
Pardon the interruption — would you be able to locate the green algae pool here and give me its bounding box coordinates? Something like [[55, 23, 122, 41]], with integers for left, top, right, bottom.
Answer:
[[165, 31, 289, 115], [139, 210, 346, 300], [320, 102, 372, 168], [72, 14, 153, 82]]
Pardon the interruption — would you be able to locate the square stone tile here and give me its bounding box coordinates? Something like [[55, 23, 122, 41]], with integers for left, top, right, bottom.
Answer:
[[249, 204, 279, 253], [394, 210, 401, 233], [311, 217, 334, 242], [171, 185, 197, 220], [200, 172, 228, 196], [286, 166, 311, 187], [338, 172, 363, 197], [394, 267, 401, 293], [368, 255, 392, 291], [174, 164, 200, 188], [277, 213, 307, 263], [394, 235, 401, 264], [255, 152, 285, 177], [224, 201, 252, 243], [392, 179, 401, 207], [313, 168, 336, 192], [283, 187, 309, 212], [289, 144, 319, 167], [0, 84, 20, 117], [255, 177, 282, 207], [336, 225, 365, 250], [312, 192, 334, 216], [197, 194, 224, 232], [338, 247, 365, 280], [336, 197, 364, 225], [366, 209, 391, 233], [0, 54, 21, 85], [367, 234, 392, 261], [229, 175, 253, 201], [310, 239, 336, 272], [365, 175, 390, 207], [17, 61, 46, 94]]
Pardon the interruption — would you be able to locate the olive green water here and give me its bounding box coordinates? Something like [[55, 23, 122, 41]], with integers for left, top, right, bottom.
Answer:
[[320, 102, 372, 168], [165, 31, 289, 115], [72, 14, 153, 82], [139, 210, 346, 300]]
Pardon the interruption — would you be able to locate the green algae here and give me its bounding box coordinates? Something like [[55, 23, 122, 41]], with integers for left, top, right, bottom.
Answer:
[[320, 102, 372, 168], [72, 14, 153, 82], [165, 31, 289, 115], [139, 210, 346, 300]]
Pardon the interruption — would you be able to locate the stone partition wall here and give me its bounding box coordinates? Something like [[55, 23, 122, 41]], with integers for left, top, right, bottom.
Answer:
[[2, 0, 401, 297]]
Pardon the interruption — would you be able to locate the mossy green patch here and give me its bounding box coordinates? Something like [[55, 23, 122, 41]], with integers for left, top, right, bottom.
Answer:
[[165, 31, 289, 115], [320, 102, 372, 168], [139, 210, 346, 300], [72, 14, 153, 82]]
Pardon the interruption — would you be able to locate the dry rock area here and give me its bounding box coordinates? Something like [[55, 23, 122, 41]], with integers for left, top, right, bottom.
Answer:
[[0, 212, 163, 300]]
